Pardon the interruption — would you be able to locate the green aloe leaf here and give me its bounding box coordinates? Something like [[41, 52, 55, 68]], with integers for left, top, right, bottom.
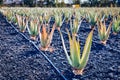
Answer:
[[29, 18, 39, 36], [59, 29, 72, 65], [79, 29, 93, 69], [112, 18, 120, 33], [106, 22, 113, 40], [66, 29, 80, 68], [40, 25, 48, 48], [47, 24, 56, 47]]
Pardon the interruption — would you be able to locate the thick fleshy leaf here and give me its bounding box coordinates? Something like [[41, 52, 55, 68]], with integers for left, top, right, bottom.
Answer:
[[76, 19, 82, 33], [71, 18, 81, 34], [74, 19, 78, 29], [103, 21, 107, 35], [39, 15, 43, 23], [16, 14, 22, 27], [112, 19, 120, 33], [59, 30, 72, 65], [34, 19, 39, 36], [40, 25, 48, 47], [47, 24, 56, 47], [79, 29, 93, 69], [106, 22, 113, 40], [30, 20, 35, 33], [55, 13, 63, 27], [70, 19, 72, 30], [22, 16, 27, 31], [66, 29, 80, 68], [98, 21, 104, 41], [97, 21, 101, 34], [26, 24, 31, 35], [98, 21, 107, 41], [44, 12, 51, 24], [94, 13, 98, 22], [29, 19, 39, 36]]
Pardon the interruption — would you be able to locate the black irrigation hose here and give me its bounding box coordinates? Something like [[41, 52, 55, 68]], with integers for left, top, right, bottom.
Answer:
[[5, 18, 67, 80]]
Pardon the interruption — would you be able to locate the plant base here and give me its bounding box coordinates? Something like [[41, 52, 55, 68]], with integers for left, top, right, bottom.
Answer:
[[100, 40, 106, 45], [73, 68, 84, 75], [57, 27, 60, 31], [15, 23, 18, 25], [20, 30, 25, 33], [113, 32, 117, 35], [72, 33, 78, 37], [9, 21, 12, 23], [40, 46, 54, 52], [30, 36, 36, 40], [90, 26, 95, 30]]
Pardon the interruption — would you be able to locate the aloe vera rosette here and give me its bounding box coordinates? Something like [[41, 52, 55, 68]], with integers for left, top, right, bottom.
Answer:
[[12, 13, 17, 24], [88, 12, 98, 29], [97, 21, 113, 45], [70, 18, 82, 36], [112, 18, 120, 35], [54, 13, 64, 30], [27, 18, 39, 40], [59, 29, 94, 75], [6, 10, 13, 22], [16, 14, 28, 32], [43, 12, 51, 25], [39, 24, 56, 52]]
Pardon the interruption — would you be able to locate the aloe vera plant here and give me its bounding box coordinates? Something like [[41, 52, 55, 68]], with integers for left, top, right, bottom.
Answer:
[[64, 11, 71, 22], [16, 14, 27, 32], [59, 29, 94, 75], [54, 13, 63, 30], [43, 12, 51, 24], [39, 23, 55, 52], [5, 10, 13, 22], [88, 12, 98, 29], [70, 18, 82, 36], [97, 21, 113, 45], [38, 14, 43, 24], [27, 17, 39, 40], [101, 13, 108, 22], [12, 13, 17, 24], [112, 18, 120, 35]]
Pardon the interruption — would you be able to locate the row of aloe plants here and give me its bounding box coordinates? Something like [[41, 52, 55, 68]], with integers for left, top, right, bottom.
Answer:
[[0, 8, 120, 75]]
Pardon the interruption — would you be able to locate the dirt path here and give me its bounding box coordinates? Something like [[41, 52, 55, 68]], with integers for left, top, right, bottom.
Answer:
[[0, 14, 61, 80]]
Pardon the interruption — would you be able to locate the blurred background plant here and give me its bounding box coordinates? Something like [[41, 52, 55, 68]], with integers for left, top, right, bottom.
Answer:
[[112, 17, 120, 35], [1, 0, 120, 7], [0, 0, 3, 7]]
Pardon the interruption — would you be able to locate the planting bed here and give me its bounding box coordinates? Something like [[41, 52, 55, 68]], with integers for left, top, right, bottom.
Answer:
[[0, 9, 120, 80], [0, 14, 62, 80]]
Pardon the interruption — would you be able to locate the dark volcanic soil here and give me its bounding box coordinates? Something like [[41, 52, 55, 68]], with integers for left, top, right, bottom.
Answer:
[[0, 14, 61, 80], [0, 13, 120, 80]]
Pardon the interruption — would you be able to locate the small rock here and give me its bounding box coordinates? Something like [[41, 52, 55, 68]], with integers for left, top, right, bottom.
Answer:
[[108, 67, 114, 72], [108, 73, 114, 78], [118, 66, 120, 69], [72, 78, 79, 80], [118, 76, 120, 80], [106, 78, 110, 80]]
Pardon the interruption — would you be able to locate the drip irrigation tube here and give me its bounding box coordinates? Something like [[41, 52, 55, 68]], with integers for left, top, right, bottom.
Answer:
[[4, 18, 67, 80]]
